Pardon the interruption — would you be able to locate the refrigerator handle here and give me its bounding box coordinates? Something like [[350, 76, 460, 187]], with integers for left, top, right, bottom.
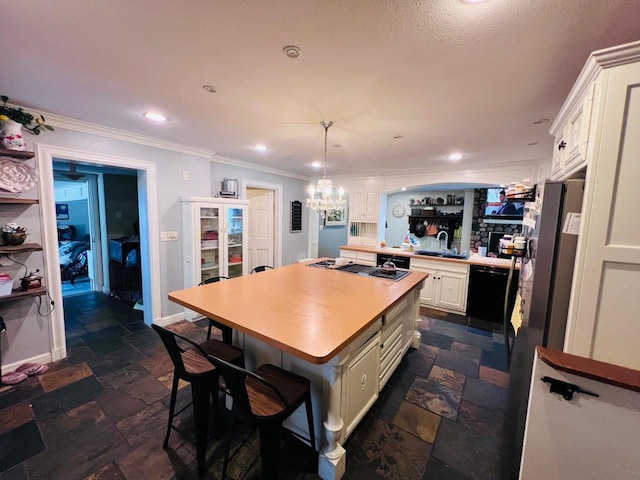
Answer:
[[503, 255, 518, 366]]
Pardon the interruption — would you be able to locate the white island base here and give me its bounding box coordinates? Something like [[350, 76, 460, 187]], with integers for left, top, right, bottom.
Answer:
[[237, 287, 422, 479]]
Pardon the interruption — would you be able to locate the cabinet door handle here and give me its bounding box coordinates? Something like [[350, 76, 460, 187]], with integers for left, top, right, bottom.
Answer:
[[541, 376, 599, 401], [558, 140, 566, 151]]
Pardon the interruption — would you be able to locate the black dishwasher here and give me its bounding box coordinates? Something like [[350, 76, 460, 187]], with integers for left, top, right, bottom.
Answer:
[[467, 265, 519, 324], [376, 253, 411, 269]]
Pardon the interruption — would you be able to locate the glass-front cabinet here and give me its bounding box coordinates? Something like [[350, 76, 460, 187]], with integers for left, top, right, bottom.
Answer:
[[181, 197, 249, 319]]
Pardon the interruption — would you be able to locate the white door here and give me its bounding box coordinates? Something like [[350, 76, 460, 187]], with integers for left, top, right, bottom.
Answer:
[[248, 188, 274, 269]]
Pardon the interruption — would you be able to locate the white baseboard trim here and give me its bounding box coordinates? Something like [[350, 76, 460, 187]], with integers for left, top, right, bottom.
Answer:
[[1, 352, 53, 376], [153, 312, 184, 326]]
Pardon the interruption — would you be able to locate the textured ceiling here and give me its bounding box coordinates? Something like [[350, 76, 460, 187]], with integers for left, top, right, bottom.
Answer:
[[2, 1, 639, 178]]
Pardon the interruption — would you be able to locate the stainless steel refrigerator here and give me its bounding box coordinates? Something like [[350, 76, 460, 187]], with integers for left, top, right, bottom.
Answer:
[[503, 179, 585, 480]]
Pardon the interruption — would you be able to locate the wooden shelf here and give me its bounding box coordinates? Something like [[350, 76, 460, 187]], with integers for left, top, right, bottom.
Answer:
[[506, 185, 536, 202], [0, 286, 46, 303], [0, 148, 35, 160], [0, 243, 42, 254], [0, 198, 39, 205]]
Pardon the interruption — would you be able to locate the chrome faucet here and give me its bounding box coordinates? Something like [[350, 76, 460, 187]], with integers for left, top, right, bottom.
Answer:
[[436, 230, 448, 251]]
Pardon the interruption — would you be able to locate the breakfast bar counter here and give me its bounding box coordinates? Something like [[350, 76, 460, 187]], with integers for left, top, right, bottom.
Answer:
[[168, 260, 428, 479]]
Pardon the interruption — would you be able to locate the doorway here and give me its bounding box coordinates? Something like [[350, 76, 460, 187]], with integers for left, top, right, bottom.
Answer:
[[36, 145, 161, 363], [242, 180, 283, 269]]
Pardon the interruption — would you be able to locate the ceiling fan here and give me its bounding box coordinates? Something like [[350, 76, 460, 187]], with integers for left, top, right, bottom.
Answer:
[[63, 164, 86, 181]]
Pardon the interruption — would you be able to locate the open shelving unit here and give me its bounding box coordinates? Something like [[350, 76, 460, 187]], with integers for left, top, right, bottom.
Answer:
[[0, 149, 47, 303]]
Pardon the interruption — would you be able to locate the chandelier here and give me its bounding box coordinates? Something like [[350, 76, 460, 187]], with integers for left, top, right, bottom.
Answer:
[[306, 120, 346, 214]]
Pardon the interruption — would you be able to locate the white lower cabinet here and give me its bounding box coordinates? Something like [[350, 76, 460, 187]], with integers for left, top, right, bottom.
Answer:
[[411, 258, 469, 314], [339, 249, 376, 266], [341, 332, 380, 439]]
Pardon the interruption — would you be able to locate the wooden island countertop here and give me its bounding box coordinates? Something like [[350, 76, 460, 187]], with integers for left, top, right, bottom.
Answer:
[[168, 260, 427, 364]]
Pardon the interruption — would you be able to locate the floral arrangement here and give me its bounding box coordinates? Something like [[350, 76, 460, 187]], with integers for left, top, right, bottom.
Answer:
[[0, 96, 54, 135], [1, 223, 27, 234]]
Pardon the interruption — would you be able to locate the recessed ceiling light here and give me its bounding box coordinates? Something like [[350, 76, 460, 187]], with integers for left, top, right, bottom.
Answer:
[[528, 141, 540, 146], [253, 145, 268, 151], [143, 112, 167, 122], [447, 153, 464, 161], [311, 161, 322, 168], [393, 135, 403, 139], [202, 85, 217, 94], [533, 118, 549, 124], [283, 45, 301, 59], [402, 187, 407, 191]]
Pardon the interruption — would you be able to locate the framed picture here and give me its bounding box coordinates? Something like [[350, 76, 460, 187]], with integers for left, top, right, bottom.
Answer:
[[324, 205, 347, 226], [56, 203, 69, 220]]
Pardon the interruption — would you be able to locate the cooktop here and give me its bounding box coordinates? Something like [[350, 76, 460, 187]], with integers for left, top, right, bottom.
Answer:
[[307, 260, 411, 282]]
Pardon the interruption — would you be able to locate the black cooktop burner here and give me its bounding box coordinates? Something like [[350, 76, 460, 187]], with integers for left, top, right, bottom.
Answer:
[[307, 260, 411, 281]]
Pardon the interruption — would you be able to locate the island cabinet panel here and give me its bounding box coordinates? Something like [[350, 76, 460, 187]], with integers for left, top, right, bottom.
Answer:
[[341, 333, 380, 439], [380, 296, 411, 389]]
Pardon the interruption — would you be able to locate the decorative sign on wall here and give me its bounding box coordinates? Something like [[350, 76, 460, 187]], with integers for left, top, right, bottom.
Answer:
[[290, 200, 302, 232]]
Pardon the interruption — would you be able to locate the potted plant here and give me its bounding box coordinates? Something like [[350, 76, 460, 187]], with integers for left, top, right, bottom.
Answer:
[[0, 95, 54, 151]]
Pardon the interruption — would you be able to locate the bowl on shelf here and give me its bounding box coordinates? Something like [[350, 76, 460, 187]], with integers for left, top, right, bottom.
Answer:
[[1, 232, 26, 246]]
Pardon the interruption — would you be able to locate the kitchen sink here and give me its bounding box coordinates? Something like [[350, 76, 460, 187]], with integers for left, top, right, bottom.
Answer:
[[415, 250, 443, 257], [442, 253, 468, 259], [414, 250, 468, 260]]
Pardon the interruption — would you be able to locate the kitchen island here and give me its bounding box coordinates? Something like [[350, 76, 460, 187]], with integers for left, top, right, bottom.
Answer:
[[168, 260, 428, 480]]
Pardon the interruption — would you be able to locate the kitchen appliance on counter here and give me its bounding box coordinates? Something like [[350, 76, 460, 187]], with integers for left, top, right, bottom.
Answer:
[[219, 178, 238, 198], [307, 259, 412, 282], [503, 179, 585, 479]]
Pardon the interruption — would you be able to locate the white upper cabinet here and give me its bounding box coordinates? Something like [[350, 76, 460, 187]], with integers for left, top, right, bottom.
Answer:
[[560, 41, 640, 370], [348, 179, 380, 222], [550, 81, 595, 180]]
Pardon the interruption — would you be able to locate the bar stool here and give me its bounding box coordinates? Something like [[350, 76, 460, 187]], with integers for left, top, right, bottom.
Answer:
[[250, 265, 273, 274], [198, 276, 232, 343], [151, 324, 244, 477], [206, 353, 316, 479]]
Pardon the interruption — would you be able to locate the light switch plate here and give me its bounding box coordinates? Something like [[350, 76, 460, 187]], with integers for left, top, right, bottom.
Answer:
[[160, 231, 179, 241]]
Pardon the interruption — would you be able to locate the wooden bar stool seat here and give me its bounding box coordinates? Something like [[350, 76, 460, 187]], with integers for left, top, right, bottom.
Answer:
[[206, 355, 316, 479]]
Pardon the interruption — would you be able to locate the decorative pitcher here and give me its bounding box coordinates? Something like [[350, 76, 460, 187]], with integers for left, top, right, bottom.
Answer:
[[0, 118, 27, 150]]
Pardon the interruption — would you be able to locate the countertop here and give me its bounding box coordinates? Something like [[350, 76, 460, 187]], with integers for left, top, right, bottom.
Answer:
[[168, 261, 428, 364], [340, 245, 520, 269]]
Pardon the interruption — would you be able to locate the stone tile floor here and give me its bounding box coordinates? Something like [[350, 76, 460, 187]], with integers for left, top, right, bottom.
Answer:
[[0, 294, 510, 479]]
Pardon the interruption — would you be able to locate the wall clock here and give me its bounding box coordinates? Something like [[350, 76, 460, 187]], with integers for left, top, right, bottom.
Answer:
[[392, 204, 406, 218]]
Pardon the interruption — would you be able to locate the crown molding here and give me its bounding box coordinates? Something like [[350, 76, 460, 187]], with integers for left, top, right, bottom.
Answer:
[[550, 40, 640, 134], [43, 111, 311, 181], [210, 153, 309, 182], [42, 112, 215, 159]]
